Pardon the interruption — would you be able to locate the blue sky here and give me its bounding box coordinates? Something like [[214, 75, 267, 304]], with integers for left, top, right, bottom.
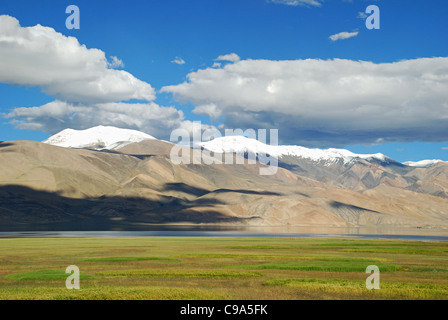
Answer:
[[0, 0, 447, 162]]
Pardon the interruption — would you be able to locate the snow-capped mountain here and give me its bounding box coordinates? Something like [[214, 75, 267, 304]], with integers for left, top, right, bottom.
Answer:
[[43, 126, 156, 150], [43, 126, 445, 168], [403, 159, 444, 168], [197, 135, 391, 165]]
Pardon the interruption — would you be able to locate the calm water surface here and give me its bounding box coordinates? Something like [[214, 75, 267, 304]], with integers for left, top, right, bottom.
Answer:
[[1, 225, 448, 241]]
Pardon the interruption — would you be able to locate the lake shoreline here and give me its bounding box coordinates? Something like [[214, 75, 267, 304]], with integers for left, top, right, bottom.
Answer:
[[1, 228, 448, 241]]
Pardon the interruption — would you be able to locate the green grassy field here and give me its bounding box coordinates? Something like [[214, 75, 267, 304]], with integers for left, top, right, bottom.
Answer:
[[0, 237, 448, 300]]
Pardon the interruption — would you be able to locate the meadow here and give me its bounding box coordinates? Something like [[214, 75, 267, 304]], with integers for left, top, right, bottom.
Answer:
[[0, 237, 447, 300]]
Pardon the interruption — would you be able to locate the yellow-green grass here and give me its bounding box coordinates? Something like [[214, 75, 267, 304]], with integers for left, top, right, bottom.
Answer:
[[82, 256, 177, 262], [0, 286, 230, 300], [228, 260, 402, 272], [5, 270, 97, 281], [97, 269, 263, 278], [1, 237, 448, 300], [262, 278, 448, 299]]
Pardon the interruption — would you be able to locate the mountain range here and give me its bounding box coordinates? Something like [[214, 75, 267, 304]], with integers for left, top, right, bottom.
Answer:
[[1, 125, 447, 231]]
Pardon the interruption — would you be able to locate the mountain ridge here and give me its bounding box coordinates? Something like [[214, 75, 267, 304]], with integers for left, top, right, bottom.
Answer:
[[1, 137, 448, 230], [43, 126, 446, 167]]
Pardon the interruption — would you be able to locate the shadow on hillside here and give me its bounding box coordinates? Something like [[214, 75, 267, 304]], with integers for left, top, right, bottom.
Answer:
[[329, 201, 382, 214], [92, 148, 155, 160], [212, 188, 281, 196], [277, 161, 304, 172], [163, 183, 210, 197], [163, 182, 282, 197], [0, 142, 13, 149], [0, 184, 254, 231]]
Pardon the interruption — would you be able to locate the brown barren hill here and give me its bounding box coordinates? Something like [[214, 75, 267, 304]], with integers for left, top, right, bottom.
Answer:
[[0, 140, 447, 231]]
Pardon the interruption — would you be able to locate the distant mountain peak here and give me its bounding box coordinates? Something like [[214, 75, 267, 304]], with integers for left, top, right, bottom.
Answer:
[[43, 125, 156, 150], [198, 135, 393, 165], [403, 159, 444, 168]]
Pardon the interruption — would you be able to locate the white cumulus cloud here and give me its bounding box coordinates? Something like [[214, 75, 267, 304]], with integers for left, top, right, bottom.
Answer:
[[108, 56, 124, 68], [0, 15, 155, 103], [329, 31, 359, 41], [0, 15, 193, 139], [215, 53, 240, 63], [193, 103, 222, 119], [162, 57, 448, 147], [5, 100, 191, 140], [172, 56, 186, 65], [270, 0, 323, 7]]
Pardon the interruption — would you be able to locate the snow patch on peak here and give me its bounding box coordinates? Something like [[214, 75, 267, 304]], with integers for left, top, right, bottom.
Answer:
[[357, 153, 389, 162], [43, 125, 156, 150], [403, 159, 444, 168]]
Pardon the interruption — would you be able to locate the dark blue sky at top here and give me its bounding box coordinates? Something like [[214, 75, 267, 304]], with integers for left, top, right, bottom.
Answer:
[[0, 0, 447, 162]]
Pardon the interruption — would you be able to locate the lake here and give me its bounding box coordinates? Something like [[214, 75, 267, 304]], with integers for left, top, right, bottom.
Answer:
[[1, 225, 448, 241]]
